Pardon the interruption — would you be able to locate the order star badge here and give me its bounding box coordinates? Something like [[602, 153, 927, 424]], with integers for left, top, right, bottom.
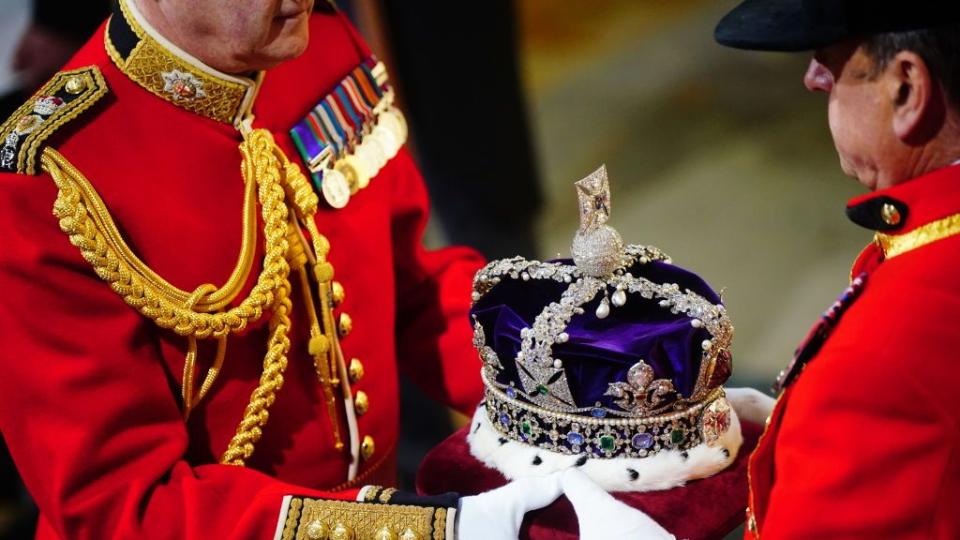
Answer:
[[161, 70, 206, 101]]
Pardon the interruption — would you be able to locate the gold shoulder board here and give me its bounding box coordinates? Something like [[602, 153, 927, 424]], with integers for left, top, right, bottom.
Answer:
[[0, 66, 108, 175]]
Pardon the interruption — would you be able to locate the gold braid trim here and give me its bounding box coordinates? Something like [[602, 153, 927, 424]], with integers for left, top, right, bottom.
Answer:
[[41, 140, 287, 339], [875, 211, 960, 259], [39, 128, 322, 466], [285, 498, 444, 540]]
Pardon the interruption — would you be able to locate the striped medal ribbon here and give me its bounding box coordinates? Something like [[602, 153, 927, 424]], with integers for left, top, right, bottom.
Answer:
[[290, 58, 408, 209]]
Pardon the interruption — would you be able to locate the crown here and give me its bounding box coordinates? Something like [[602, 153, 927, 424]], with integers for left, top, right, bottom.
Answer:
[[467, 166, 741, 491]]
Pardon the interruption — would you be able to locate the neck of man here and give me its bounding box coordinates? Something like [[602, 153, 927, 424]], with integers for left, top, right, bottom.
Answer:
[[876, 112, 960, 189]]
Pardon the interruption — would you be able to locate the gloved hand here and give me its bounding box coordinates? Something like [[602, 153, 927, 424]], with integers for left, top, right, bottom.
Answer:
[[562, 468, 675, 540], [725, 386, 776, 425], [457, 472, 564, 540]]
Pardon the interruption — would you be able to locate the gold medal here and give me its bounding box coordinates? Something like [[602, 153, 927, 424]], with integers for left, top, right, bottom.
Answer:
[[336, 154, 370, 193], [321, 168, 351, 209]]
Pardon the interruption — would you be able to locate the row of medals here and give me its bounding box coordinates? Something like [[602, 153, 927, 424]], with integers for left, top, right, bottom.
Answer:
[[316, 95, 408, 209]]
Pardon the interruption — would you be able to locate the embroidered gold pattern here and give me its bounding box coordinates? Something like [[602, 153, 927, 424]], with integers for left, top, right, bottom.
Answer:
[[0, 67, 107, 175], [105, 0, 253, 125], [283, 498, 304, 540], [378, 488, 398, 504], [875, 212, 960, 259], [364, 486, 384, 502], [282, 499, 439, 540], [432, 508, 447, 540]]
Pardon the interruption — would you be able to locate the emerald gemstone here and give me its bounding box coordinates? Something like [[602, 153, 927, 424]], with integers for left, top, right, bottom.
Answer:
[[536, 384, 549, 396], [599, 434, 616, 451], [670, 429, 684, 445], [521, 421, 532, 435]]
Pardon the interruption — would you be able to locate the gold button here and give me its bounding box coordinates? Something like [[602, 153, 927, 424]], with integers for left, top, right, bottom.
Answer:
[[375, 527, 397, 540], [331, 281, 346, 305], [309, 334, 330, 356], [315, 262, 335, 283], [330, 523, 353, 540], [399, 528, 420, 540], [881, 203, 902, 226], [361, 435, 375, 460], [64, 76, 86, 95], [354, 391, 369, 415], [306, 519, 329, 540], [338, 313, 353, 337], [349, 358, 365, 383]]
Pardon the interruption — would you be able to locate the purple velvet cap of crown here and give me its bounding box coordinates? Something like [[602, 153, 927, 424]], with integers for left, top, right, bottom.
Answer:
[[470, 257, 730, 412]]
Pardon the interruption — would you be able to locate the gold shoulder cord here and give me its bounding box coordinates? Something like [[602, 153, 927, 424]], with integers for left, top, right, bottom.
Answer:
[[40, 127, 343, 466]]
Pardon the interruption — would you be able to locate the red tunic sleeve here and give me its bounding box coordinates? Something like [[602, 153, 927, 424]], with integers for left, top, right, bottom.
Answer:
[[388, 149, 487, 416], [0, 171, 356, 539], [758, 277, 958, 539]]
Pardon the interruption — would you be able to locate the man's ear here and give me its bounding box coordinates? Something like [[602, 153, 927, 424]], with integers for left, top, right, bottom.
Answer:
[[888, 50, 944, 143]]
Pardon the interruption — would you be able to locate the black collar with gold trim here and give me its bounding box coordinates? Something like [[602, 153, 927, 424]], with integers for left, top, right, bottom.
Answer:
[[104, 0, 261, 127], [846, 163, 960, 260]]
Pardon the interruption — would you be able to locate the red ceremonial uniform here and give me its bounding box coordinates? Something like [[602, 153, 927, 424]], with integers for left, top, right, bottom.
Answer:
[[0, 2, 483, 539], [745, 164, 960, 539]]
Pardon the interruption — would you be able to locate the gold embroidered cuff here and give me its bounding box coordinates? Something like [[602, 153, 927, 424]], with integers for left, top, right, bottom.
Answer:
[[278, 496, 451, 540]]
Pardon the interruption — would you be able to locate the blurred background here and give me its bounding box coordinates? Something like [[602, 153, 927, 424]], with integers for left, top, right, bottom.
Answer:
[[0, 0, 870, 538]]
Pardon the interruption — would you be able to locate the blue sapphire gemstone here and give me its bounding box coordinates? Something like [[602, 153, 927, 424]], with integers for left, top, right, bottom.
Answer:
[[590, 407, 607, 418], [499, 413, 510, 427], [632, 433, 654, 449], [506, 387, 517, 399], [567, 432, 584, 446]]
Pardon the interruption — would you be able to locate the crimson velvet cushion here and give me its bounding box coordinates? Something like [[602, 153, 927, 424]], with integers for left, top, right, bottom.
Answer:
[[417, 420, 762, 539]]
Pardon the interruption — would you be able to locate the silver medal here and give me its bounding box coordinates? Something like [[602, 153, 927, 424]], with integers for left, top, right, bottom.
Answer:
[[321, 168, 351, 209]]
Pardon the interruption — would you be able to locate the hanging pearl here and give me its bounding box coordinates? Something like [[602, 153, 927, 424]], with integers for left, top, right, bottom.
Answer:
[[557, 332, 570, 343], [702, 339, 713, 350], [611, 288, 627, 307], [553, 359, 563, 369], [690, 319, 704, 328], [596, 298, 611, 319]]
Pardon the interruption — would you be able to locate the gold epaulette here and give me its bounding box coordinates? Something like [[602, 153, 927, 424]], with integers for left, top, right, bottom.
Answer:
[[278, 490, 453, 540], [0, 66, 108, 175]]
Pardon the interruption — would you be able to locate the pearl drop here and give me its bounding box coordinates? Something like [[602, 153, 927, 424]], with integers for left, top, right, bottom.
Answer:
[[690, 319, 703, 328], [611, 288, 627, 307], [557, 332, 569, 343], [702, 339, 713, 350], [596, 299, 610, 319], [471, 291, 480, 301], [563, 275, 572, 283], [553, 359, 563, 369], [521, 272, 530, 281], [639, 256, 649, 264], [658, 299, 671, 308]]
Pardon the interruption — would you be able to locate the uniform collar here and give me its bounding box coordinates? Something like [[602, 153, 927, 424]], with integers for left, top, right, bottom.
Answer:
[[846, 162, 960, 259], [104, 0, 262, 128]]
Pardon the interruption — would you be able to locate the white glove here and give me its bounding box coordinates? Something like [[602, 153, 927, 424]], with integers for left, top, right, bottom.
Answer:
[[457, 472, 564, 540], [562, 468, 675, 540], [724, 386, 776, 425]]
